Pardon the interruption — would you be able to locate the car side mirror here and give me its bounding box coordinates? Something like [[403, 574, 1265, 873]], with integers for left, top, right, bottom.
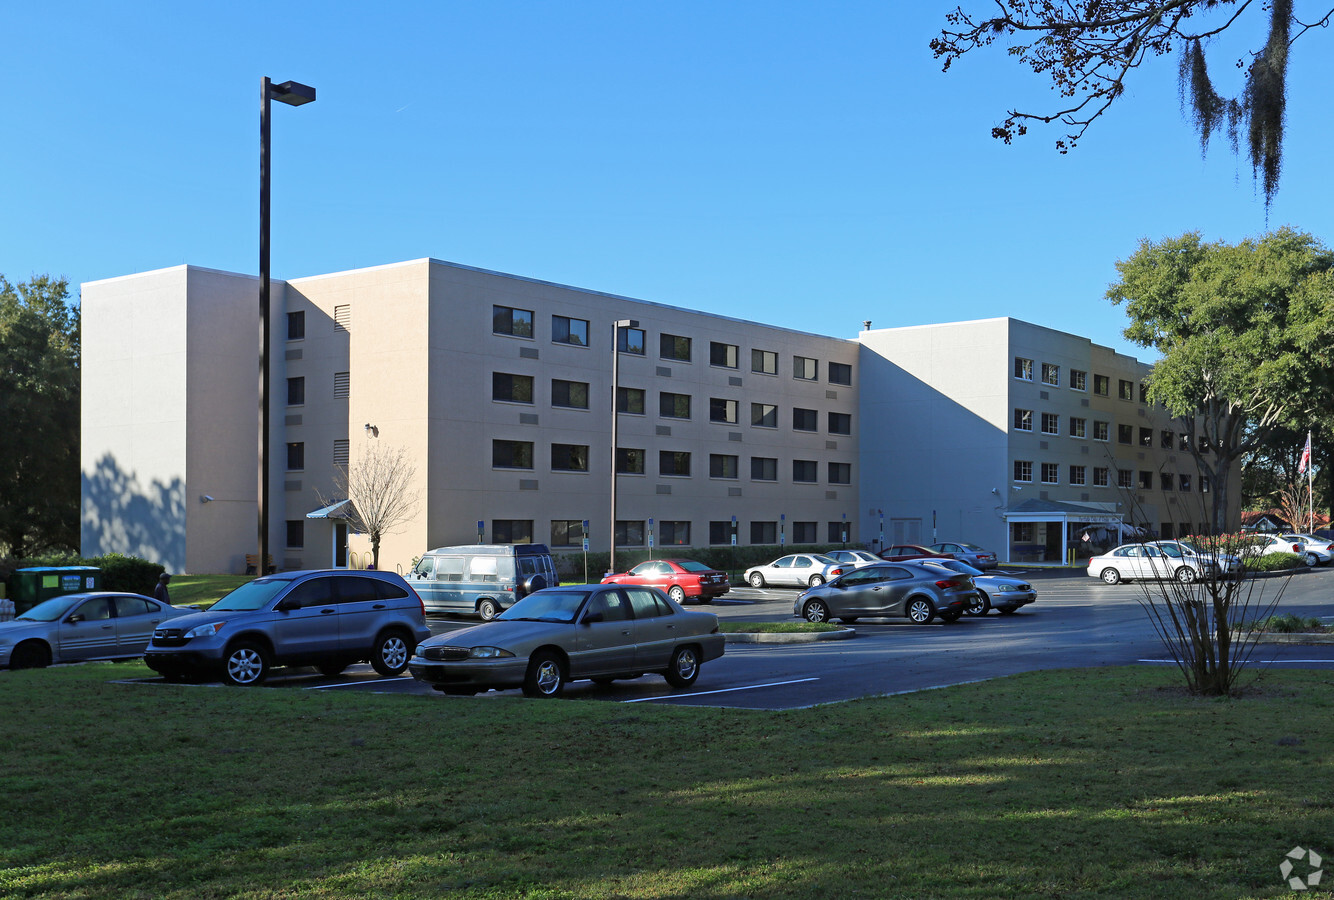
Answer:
[[582, 611, 604, 625], [66, 614, 84, 624], [275, 597, 301, 612]]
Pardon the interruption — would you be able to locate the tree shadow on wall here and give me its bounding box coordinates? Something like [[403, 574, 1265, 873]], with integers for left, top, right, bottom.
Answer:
[[81, 453, 186, 572]]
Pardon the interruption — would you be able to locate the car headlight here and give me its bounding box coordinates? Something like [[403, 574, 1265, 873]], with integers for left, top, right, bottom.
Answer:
[[994, 584, 1016, 592], [468, 646, 515, 659], [184, 622, 225, 639]]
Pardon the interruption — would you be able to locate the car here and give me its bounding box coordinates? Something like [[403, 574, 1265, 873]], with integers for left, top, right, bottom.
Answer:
[[0, 592, 194, 669], [793, 561, 976, 625], [1086, 540, 1242, 584], [824, 549, 883, 569], [406, 543, 560, 619], [601, 559, 730, 604], [916, 559, 1035, 615], [1276, 534, 1334, 567], [143, 569, 432, 686], [879, 544, 954, 563], [1246, 534, 1310, 563], [928, 542, 998, 570], [408, 583, 726, 697], [744, 553, 848, 588]]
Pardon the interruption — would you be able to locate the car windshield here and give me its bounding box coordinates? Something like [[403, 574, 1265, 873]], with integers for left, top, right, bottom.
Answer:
[[210, 577, 296, 611], [15, 595, 82, 622], [497, 589, 591, 624], [674, 560, 713, 573]]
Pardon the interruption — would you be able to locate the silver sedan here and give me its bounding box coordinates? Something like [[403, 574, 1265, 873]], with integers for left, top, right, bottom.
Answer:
[[744, 553, 848, 588], [917, 559, 1036, 615], [0, 592, 193, 669]]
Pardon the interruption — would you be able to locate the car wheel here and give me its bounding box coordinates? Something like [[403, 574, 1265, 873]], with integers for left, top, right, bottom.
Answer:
[[9, 640, 51, 669], [478, 598, 500, 621], [808, 574, 825, 587], [668, 585, 687, 605], [907, 598, 935, 624], [802, 599, 831, 623], [317, 662, 348, 677], [1175, 566, 1198, 584], [1304, 553, 1319, 568], [1100, 567, 1122, 585], [371, 630, 412, 676], [523, 651, 566, 698], [748, 572, 766, 588], [664, 645, 701, 688], [223, 642, 270, 686], [966, 592, 991, 616]]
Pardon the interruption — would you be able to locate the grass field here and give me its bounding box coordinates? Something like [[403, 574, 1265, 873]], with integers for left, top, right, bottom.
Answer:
[[2, 663, 1333, 898]]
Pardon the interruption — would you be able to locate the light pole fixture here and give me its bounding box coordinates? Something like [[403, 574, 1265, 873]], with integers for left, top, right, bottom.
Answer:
[[609, 318, 639, 577], [259, 77, 316, 577]]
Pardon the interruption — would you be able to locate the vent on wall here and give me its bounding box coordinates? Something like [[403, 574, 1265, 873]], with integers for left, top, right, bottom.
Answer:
[[334, 304, 351, 332], [333, 439, 349, 466], [333, 371, 350, 399], [519, 347, 539, 359]]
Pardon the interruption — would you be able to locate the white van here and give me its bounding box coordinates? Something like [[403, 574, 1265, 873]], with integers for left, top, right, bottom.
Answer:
[[406, 544, 560, 620]]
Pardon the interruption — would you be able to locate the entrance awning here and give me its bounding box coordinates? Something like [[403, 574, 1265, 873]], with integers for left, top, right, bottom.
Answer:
[[307, 499, 358, 520], [1002, 498, 1124, 525], [1002, 498, 1127, 563]]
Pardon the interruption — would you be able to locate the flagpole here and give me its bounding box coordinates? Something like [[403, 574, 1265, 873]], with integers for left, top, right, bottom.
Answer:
[[1309, 430, 1315, 534]]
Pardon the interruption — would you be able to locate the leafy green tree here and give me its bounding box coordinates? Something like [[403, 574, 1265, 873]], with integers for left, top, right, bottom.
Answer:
[[932, 0, 1332, 206], [0, 275, 80, 556], [1107, 228, 1334, 534]]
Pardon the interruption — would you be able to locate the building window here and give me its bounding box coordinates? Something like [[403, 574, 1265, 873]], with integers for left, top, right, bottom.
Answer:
[[793, 356, 818, 380], [659, 333, 691, 361], [616, 448, 646, 474], [1179, 433, 1191, 452], [493, 520, 534, 544], [1070, 417, 1086, 438], [1014, 357, 1034, 381], [492, 305, 533, 338], [659, 521, 691, 545], [1160, 522, 1175, 540], [1093, 467, 1109, 487], [1041, 413, 1060, 435], [1014, 409, 1033, 432], [333, 371, 350, 399], [1094, 421, 1110, 441], [710, 341, 738, 368], [1014, 460, 1032, 482], [793, 407, 818, 432], [1118, 469, 1134, 489], [751, 521, 777, 544], [1201, 476, 1211, 493], [709, 398, 738, 424], [550, 520, 584, 548], [709, 454, 739, 479], [1041, 463, 1059, 484], [1160, 472, 1174, 491], [617, 386, 645, 414], [1094, 374, 1110, 396], [659, 450, 691, 477], [615, 521, 645, 546], [285, 520, 304, 549], [828, 462, 851, 484], [552, 379, 589, 409], [709, 521, 733, 545], [551, 444, 589, 472], [752, 403, 778, 428], [1139, 470, 1153, 490], [829, 362, 853, 385], [492, 372, 534, 404], [828, 412, 852, 435], [286, 442, 304, 471], [287, 311, 305, 341], [1012, 522, 1034, 543], [751, 457, 778, 481], [1179, 473, 1192, 492], [618, 327, 646, 355], [1140, 383, 1150, 403], [1140, 427, 1153, 447], [1161, 430, 1174, 449], [1070, 369, 1087, 391], [659, 392, 691, 419], [1070, 465, 1087, 486], [287, 376, 305, 406], [493, 440, 534, 469], [333, 439, 349, 467], [793, 521, 818, 543], [1041, 363, 1060, 386], [1119, 379, 1135, 401], [551, 315, 589, 347], [828, 521, 850, 543], [752, 349, 777, 375], [1117, 423, 1133, 444], [792, 460, 818, 483]]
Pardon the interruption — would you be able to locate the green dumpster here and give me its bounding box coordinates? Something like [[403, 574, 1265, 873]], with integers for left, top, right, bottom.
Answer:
[[9, 567, 101, 615]]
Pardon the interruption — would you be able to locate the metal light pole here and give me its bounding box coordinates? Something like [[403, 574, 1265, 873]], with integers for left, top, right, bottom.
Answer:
[[609, 319, 638, 577], [259, 77, 316, 576]]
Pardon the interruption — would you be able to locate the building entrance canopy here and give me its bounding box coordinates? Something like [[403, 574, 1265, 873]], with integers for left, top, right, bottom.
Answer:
[[1003, 498, 1127, 564]]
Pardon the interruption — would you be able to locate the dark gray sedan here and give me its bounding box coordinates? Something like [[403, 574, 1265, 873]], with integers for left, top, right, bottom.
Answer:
[[0, 592, 193, 669], [917, 559, 1036, 615], [408, 584, 725, 698], [793, 562, 976, 624]]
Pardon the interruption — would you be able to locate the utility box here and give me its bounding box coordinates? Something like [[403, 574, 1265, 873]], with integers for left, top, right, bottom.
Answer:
[[9, 566, 101, 615]]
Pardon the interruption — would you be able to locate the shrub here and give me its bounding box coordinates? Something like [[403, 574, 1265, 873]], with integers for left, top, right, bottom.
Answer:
[[1248, 614, 1327, 633], [1248, 552, 1305, 572]]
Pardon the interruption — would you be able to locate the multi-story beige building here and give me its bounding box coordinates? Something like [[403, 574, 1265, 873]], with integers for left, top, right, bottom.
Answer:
[[80, 260, 1237, 575]]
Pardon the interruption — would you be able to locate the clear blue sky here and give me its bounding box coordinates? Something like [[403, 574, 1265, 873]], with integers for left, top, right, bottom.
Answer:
[[5, 2, 1331, 360]]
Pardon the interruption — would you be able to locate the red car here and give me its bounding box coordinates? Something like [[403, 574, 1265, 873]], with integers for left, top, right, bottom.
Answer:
[[601, 559, 731, 604], [879, 544, 955, 563]]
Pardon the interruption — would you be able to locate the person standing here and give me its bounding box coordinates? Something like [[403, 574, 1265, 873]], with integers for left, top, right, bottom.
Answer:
[[154, 573, 172, 604]]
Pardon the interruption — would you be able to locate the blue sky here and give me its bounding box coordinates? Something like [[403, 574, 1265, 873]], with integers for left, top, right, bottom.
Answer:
[[4, 2, 1332, 360]]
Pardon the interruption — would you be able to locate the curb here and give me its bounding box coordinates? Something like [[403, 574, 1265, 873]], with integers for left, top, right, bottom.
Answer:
[[1237, 631, 1334, 645], [723, 628, 854, 643]]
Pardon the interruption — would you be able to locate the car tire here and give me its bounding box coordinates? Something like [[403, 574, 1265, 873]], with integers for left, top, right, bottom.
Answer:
[[1175, 566, 1198, 584], [907, 598, 935, 624], [668, 585, 687, 605], [664, 645, 701, 688], [1100, 568, 1122, 585], [808, 574, 825, 587], [1304, 553, 1319, 568], [523, 651, 566, 698], [370, 630, 412, 676], [9, 640, 51, 669], [966, 592, 991, 616], [223, 641, 270, 686], [802, 599, 831, 623], [748, 572, 766, 588], [478, 598, 500, 621], [318, 662, 348, 677]]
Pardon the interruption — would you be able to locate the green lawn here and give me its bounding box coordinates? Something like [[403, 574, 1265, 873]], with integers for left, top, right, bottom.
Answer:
[[1, 663, 1332, 899], [167, 574, 252, 608]]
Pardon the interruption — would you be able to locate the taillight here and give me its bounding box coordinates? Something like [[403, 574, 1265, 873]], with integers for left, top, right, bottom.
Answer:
[[831, 567, 845, 576], [407, 584, 425, 617], [935, 579, 964, 589]]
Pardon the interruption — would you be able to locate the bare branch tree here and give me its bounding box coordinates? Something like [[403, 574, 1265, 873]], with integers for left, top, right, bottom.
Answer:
[[317, 440, 421, 570]]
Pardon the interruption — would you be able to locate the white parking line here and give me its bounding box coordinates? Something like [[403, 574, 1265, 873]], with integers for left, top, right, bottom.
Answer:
[[305, 677, 406, 690], [621, 677, 819, 703]]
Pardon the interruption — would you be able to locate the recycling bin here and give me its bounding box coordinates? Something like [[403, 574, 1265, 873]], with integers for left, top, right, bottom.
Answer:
[[8, 566, 101, 615]]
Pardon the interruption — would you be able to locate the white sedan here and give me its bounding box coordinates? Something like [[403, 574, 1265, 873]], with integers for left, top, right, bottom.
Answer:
[[744, 554, 849, 588], [1275, 535, 1333, 567], [824, 549, 882, 570], [1087, 540, 1241, 584]]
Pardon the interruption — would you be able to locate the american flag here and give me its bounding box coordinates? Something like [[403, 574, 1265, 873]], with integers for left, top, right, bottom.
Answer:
[[1299, 432, 1312, 475]]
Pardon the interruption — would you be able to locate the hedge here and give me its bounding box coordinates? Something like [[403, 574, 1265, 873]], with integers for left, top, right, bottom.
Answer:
[[0, 553, 164, 597]]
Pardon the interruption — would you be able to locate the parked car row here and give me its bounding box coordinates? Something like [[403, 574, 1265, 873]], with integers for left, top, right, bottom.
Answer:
[[1085, 533, 1334, 584], [793, 558, 1035, 624]]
